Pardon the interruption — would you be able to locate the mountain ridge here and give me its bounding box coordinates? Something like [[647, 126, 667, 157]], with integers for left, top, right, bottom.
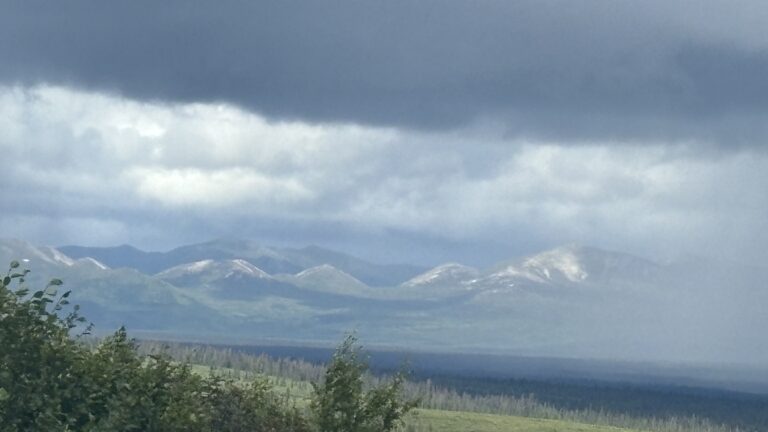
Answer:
[[5, 238, 768, 364], [59, 239, 426, 287]]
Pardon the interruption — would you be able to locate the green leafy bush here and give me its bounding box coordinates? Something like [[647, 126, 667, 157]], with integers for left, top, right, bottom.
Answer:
[[0, 263, 309, 432]]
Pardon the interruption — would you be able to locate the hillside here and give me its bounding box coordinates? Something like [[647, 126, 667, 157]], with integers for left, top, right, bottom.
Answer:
[[4, 238, 768, 367]]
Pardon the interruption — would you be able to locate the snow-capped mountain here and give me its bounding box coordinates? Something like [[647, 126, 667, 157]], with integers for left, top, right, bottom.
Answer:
[[6, 237, 768, 363], [519, 245, 590, 283], [405, 245, 666, 296], [482, 245, 662, 287], [152, 258, 288, 302], [401, 263, 479, 290], [0, 238, 71, 268], [0, 239, 671, 299], [156, 258, 272, 282], [60, 239, 426, 286], [0, 239, 110, 274], [287, 264, 371, 295]]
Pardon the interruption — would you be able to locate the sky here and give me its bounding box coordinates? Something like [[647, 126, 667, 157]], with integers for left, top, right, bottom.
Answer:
[[1, 1, 767, 267]]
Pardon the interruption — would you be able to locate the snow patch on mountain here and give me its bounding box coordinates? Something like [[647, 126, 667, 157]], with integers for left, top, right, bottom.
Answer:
[[522, 245, 588, 282], [77, 257, 110, 270], [293, 264, 370, 294], [227, 259, 270, 278], [185, 259, 215, 273], [157, 259, 272, 280], [44, 247, 76, 266], [403, 263, 479, 288], [476, 245, 663, 291], [486, 265, 545, 282], [295, 264, 343, 279]]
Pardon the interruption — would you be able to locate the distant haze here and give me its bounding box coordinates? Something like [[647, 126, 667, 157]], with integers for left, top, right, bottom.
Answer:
[[3, 238, 768, 369]]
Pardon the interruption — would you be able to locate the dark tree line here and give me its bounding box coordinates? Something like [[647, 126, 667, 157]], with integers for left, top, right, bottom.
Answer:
[[137, 335, 751, 431]]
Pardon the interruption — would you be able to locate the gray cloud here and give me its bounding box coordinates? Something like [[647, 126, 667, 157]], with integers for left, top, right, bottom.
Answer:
[[2, 86, 768, 267], [2, 1, 768, 145]]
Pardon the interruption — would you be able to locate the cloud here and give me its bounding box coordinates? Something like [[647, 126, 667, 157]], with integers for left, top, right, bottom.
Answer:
[[2, 1, 768, 147], [1, 85, 767, 265], [129, 167, 313, 207]]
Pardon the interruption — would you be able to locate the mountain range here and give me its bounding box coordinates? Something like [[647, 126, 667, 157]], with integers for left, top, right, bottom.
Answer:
[[2, 238, 767, 364], [59, 240, 424, 287]]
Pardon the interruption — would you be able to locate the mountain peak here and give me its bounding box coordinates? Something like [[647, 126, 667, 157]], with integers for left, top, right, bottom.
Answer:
[[291, 264, 370, 295], [156, 258, 271, 281], [403, 263, 479, 287], [228, 259, 270, 278], [522, 245, 589, 282], [295, 264, 343, 278], [184, 259, 215, 273], [516, 244, 661, 285], [0, 239, 80, 268]]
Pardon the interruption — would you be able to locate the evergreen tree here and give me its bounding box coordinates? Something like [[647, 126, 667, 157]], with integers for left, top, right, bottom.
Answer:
[[311, 334, 416, 432]]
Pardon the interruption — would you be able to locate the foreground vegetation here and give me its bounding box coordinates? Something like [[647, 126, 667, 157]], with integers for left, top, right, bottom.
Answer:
[[0, 264, 412, 432]]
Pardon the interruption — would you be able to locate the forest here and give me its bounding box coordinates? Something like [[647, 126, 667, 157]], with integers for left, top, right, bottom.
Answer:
[[136, 341, 768, 432]]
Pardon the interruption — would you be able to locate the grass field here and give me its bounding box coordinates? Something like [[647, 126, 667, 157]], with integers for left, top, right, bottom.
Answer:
[[405, 409, 637, 432], [189, 364, 640, 432]]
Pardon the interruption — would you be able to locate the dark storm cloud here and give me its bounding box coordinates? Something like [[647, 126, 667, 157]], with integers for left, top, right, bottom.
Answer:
[[2, 0, 767, 144]]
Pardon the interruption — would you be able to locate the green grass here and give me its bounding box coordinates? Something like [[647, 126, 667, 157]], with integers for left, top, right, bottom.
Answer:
[[188, 364, 643, 432], [189, 363, 314, 403], [405, 409, 639, 432]]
